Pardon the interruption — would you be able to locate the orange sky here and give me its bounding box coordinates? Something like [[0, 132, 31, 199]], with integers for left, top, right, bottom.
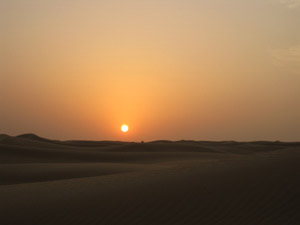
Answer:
[[1, 0, 300, 141]]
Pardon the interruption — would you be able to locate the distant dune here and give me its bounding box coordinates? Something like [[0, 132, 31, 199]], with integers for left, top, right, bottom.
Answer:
[[0, 134, 299, 225]]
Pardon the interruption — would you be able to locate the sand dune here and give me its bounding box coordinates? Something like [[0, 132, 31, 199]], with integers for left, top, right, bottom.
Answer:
[[0, 134, 299, 225]]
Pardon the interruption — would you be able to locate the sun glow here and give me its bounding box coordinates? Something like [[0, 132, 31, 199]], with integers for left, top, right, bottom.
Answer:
[[121, 125, 129, 133]]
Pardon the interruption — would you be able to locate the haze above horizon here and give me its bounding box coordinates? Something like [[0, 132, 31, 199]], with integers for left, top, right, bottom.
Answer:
[[1, 0, 300, 141]]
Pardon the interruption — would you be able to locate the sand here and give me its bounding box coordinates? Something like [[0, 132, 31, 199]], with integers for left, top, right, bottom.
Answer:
[[0, 134, 299, 225]]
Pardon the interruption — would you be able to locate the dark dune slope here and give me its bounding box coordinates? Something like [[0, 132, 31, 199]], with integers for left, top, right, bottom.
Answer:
[[0, 134, 299, 225]]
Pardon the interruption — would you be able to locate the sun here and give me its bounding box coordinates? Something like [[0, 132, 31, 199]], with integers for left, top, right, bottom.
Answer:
[[121, 124, 129, 133]]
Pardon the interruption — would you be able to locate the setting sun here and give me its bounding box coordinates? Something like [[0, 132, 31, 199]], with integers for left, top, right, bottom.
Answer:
[[121, 125, 129, 133]]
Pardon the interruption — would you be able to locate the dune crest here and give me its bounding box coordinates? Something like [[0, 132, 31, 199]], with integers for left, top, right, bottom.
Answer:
[[0, 134, 300, 225]]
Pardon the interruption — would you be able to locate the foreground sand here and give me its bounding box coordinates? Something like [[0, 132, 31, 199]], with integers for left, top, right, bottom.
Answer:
[[0, 134, 299, 225]]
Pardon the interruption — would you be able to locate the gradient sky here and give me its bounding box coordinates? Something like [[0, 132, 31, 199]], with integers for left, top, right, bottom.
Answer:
[[1, 0, 300, 141]]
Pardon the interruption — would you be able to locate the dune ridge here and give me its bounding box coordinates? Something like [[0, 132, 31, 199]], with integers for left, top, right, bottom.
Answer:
[[0, 134, 299, 225]]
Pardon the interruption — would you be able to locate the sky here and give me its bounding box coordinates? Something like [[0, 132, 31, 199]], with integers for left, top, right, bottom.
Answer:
[[1, 0, 300, 141]]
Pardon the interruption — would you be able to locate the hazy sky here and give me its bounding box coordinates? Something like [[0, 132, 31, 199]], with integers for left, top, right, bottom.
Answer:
[[1, 0, 300, 141]]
